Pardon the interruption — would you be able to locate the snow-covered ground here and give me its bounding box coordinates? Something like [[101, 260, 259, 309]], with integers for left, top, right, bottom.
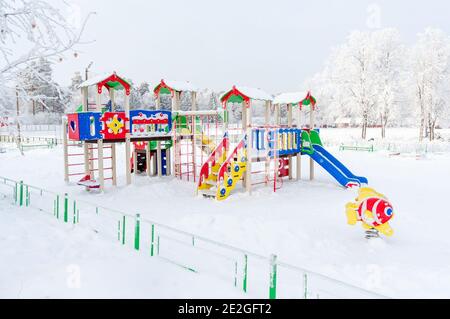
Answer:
[[1, 128, 450, 298], [0, 198, 247, 298]]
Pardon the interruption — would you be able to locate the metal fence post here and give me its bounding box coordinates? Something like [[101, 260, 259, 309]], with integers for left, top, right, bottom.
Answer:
[[134, 213, 140, 250], [122, 215, 126, 245], [269, 254, 277, 299], [19, 181, 23, 207], [243, 254, 248, 293], [150, 224, 155, 256], [303, 273, 308, 299], [64, 193, 68, 222]]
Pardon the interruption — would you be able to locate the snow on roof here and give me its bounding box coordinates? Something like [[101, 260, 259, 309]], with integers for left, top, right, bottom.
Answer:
[[78, 72, 130, 89], [78, 73, 112, 88], [158, 79, 198, 92], [273, 92, 310, 105], [221, 86, 273, 102]]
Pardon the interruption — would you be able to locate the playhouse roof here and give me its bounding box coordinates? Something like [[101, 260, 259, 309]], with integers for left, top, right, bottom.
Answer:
[[78, 72, 131, 95], [153, 79, 198, 94], [220, 86, 273, 104], [273, 91, 316, 108]]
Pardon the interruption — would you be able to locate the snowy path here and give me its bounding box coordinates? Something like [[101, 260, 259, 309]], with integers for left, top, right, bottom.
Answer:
[[1, 142, 450, 297]]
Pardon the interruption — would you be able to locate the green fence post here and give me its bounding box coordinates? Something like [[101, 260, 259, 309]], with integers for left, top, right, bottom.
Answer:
[[134, 214, 140, 251], [269, 254, 277, 299], [19, 181, 23, 207], [64, 193, 68, 223], [243, 254, 248, 293], [150, 224, 155, 256], [122, 215, 126, 245]]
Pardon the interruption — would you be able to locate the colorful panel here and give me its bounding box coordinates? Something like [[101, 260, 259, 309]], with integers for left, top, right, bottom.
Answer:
[[100, 112, 129, 140], [77, 112, 102, 141], [130, 110, 172, 137]]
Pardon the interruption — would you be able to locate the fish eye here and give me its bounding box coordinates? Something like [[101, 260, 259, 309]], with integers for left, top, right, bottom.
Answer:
[[385, 207, 393, 216]]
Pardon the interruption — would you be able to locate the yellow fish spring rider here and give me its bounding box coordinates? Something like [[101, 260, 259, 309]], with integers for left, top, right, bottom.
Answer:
[[345, 187, 394, 239]]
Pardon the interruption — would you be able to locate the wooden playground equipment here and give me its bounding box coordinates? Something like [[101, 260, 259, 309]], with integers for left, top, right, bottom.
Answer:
[[63, 72, 367, 200], [196, 86, 318, 199]]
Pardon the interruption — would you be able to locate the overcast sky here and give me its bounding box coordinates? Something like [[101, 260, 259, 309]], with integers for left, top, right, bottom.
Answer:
[[53, 0, 450, 93]]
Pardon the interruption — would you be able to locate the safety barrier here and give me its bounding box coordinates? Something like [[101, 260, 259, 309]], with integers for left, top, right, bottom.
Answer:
[[0, 175, 388, 299], [0, 135, 62, 146]]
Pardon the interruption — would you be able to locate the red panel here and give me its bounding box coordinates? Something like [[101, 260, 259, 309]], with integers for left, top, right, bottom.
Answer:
[[67, 113, 80, 141], [100, 112, 129, 140]]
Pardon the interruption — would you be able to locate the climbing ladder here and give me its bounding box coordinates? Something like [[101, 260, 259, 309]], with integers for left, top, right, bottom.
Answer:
[[77, 143, 115, 189]]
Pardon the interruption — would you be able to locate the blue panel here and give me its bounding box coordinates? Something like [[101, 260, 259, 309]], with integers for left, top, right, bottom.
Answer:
[[78, 112, 102, 140]]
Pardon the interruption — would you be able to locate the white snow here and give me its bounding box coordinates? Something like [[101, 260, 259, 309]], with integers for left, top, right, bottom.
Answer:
[[1, 127, 450, 298], [78, 72, 129, 89], [273, 92, 310, 105], [160, 79, 198, 92], [0, 197, 248, 298]]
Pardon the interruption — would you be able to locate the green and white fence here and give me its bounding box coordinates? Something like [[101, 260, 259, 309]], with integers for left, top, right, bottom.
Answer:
[[0, 176, 388, 299]]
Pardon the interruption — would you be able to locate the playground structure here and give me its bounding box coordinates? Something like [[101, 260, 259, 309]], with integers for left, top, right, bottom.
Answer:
[[63, 72, 369, 200]]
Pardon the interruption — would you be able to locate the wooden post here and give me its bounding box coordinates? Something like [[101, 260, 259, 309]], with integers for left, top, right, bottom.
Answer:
[[191, 91, 197, 111], [288, 104, 293, 180], [98, 139, 104, 191], [245, 102, 252, 194], [133, 149, 138, 177], [63, 117, 69, 182], [124, 92, 131, 185], [146, 143, 151, 177], [309, 108, 314, 180], [156, 141, 162, 177], [155, 93, 160, 110], [166, 146, 172, 175], [110, 89, 115, 111], [81, 87, 88, 112], [96, 91, 102, 112], [111, 143, 117, 186], [241, 102, 247, 188], [84, 142, 90, 179], [275, 104, 280, 126]]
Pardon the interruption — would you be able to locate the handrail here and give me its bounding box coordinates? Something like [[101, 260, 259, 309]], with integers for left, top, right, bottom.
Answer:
[[197, 133, 229, 188], [217, 134, 247, 182]]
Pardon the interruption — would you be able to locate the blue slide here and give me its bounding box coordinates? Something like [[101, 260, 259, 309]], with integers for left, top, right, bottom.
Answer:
[[308, 144, 368, 188]]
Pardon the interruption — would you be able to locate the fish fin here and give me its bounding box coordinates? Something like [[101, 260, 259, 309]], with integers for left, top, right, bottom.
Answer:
[[362, 223, 372, 230], [375, 223, 394, 237], [345, 203, 358, 225], [357, 187, 386, 201]]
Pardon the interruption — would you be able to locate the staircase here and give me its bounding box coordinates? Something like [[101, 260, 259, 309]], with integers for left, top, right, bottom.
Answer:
[[197, 134, 247, 201]]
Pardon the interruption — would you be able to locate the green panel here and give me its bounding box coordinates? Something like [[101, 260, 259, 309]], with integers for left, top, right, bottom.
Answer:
[[309, 130, 322, 146], [159, 87, 171, 94], [227, 94, 244, 103], [106, 81, 127, 90], [75, 104, 83, 113], [301, 131, 314, 154]]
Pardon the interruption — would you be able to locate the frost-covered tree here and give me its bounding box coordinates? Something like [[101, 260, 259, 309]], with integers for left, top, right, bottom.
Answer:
[[409, 28, 450, 141], [18, 57, 67, 114], [372, 28, 404, 138]]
